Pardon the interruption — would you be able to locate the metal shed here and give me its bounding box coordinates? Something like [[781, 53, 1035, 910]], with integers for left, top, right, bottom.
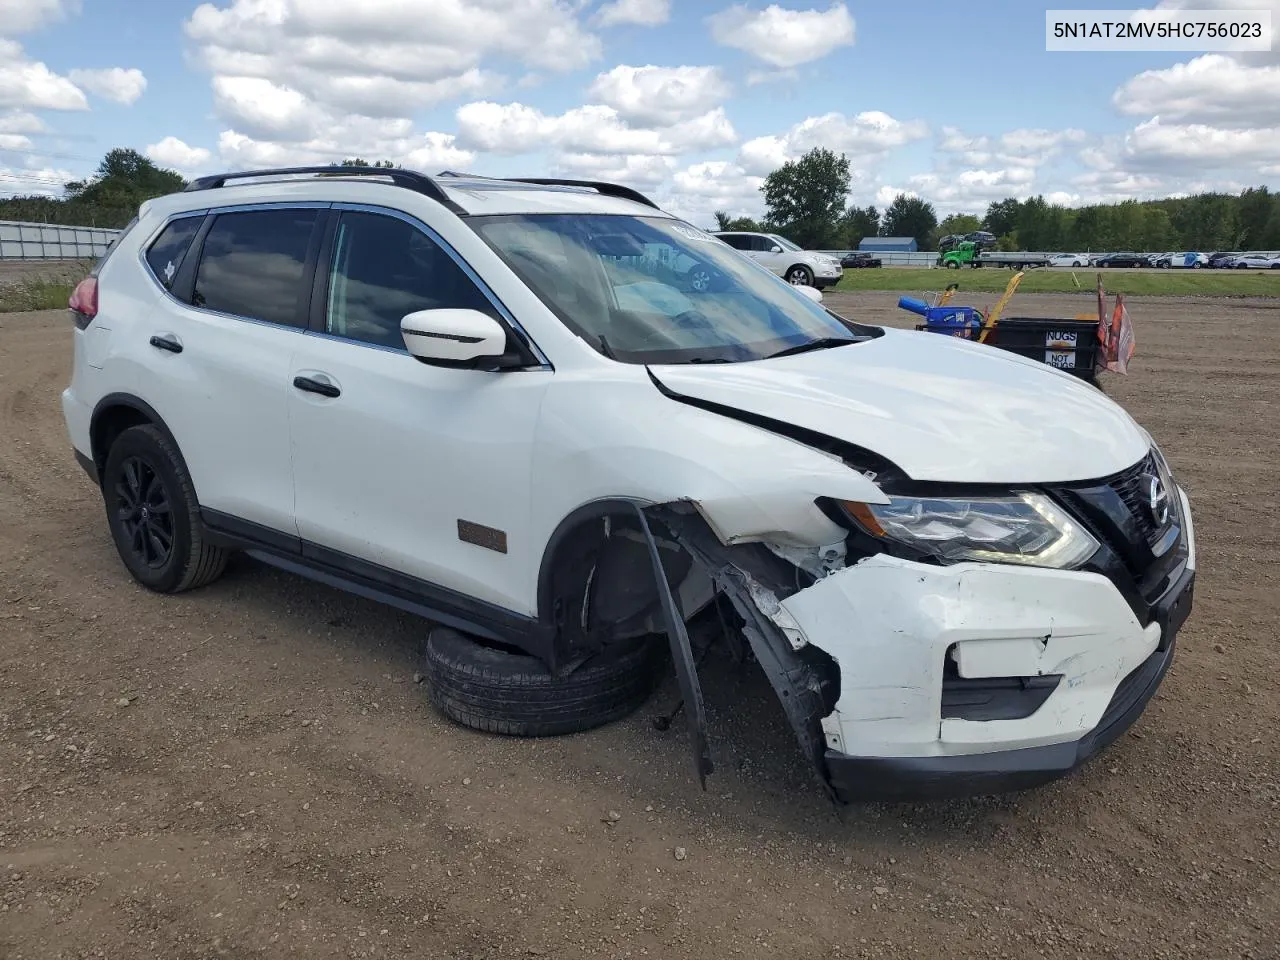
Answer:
[[858, 236, 919, 253]]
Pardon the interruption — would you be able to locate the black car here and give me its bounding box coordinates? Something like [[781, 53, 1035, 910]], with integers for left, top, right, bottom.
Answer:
[[1207, 251, 1240, 268], [1095, 252, 1146, 268], [840, 252, 882, 268], [964, 231, 997, 247]]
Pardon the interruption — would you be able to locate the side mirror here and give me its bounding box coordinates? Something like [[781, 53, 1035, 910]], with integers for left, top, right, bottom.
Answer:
[[795, 284, 823, 303], [769, 245, 783, 254], [400, 309, 507, 365]]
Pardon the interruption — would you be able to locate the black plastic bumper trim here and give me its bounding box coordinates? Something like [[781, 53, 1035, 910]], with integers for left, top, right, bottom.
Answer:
[[74, 449, 99, 485], [826, 566, 1194, 803]]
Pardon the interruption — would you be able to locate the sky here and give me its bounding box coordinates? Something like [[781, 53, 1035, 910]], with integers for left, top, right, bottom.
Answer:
[[1, 0, 1278, 226]]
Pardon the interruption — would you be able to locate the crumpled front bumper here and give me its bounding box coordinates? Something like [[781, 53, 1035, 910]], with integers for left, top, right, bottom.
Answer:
[[775, 488, 1196, 802]]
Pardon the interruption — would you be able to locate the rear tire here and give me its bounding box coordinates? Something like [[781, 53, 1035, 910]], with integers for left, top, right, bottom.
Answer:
[[101, 424, 228, 593], [422, 628, 668, 737]]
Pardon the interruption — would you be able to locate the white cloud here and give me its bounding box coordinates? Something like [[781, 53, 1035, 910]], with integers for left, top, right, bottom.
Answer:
[[553, 151, 677, 187], [0, 133, 33, 151], [185, 0, 601, 115], [662, 159, 764, 225], [737, 110, 927, 175], [216, 128, 474, 172], [0, 0, 77, 35], [587, 65, 731, 125], [707, 2, 854, 68], [68, 67, 147, 105], [145, 136, 213, 171], [1115, 54, 1280, 127], [1122, 116, 1280, 168], [896, 166, 1037, 214], [594, 0, 670, 27], [0, 110, 46, 133], [0, 38, 87, 110], [0, 163, 77, 198], [455, 100, 736, 155]]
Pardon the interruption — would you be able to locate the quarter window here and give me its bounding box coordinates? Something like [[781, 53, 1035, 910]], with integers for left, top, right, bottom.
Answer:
[[325, 211, 493, 350], [145, 216, 203, 290], [192, 209, 319, 326]]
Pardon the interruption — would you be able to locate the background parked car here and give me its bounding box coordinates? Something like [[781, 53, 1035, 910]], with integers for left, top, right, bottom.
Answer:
[[1048, 253, 1089, 267], [1152, 252, 1207, 268], [1229, 253, 1280, 269], [840, 251, 882, 268], [714, 231, 844, 287], [1095, 252, 1147, 268], [1207, 251, 1240, 268]]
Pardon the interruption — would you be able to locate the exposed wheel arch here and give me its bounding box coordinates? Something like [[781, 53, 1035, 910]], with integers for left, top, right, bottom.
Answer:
[[535, 499, 708, 663]]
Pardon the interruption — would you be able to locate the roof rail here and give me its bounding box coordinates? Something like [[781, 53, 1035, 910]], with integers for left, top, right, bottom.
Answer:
[[434, 171, 660, 210], [182, 165, 467, 215], [502, 177, 660, 210]]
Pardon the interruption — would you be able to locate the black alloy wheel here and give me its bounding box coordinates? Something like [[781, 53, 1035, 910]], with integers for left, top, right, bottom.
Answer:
[[113, 455, 175, 570]]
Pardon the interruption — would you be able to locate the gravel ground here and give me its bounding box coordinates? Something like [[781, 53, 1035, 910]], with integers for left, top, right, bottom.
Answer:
[[1, 292, 1277, 959]]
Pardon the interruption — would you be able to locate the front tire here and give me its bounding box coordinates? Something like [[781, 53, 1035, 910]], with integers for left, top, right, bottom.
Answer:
[[102, 424, 228, 593], [422, 628, 668, 737], [786, 265, 814, 285]]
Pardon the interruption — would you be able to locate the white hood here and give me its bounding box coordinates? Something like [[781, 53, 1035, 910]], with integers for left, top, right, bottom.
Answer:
[[649, 327, 1150, 484]]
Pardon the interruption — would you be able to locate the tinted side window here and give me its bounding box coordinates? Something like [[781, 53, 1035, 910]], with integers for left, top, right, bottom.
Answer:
[[749, 235, 772, 252], [193, 209, 319, 326], [325, 211, 493, 349], [145, 216, 203, 290], [720, 235, 746, 250]]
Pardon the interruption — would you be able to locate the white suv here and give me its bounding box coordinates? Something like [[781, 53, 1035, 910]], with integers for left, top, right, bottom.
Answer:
[[62, 167, 1196, 803], [713, 230, 843, 288]]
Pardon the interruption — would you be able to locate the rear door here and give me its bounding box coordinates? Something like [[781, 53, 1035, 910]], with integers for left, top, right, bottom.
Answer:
[[140, 204, 324, 540]]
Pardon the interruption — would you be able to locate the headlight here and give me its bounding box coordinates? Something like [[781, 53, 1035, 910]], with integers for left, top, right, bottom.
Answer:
[[840, 492, 1099, 569]]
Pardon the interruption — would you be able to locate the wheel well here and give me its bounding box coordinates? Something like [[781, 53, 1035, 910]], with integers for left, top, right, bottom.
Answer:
[[89, 396, 181, 484], [536, 501, 700, 661], [787, 263, 812, 276], [89, 405, 151, 480]]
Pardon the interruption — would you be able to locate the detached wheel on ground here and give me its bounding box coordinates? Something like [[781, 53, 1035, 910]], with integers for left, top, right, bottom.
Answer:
[[422, 628, 668, 737], [101, 424, 229, 593]]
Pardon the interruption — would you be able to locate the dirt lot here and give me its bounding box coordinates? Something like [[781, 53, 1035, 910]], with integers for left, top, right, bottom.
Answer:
[[1, 292, 1277, 959]]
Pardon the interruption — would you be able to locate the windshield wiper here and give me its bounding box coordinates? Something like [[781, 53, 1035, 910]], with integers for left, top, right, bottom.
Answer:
[[688, 356, 732, 364], [763, 337, 857, 360]]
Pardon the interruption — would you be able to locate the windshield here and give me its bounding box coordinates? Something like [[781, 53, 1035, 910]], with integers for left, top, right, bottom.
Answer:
[[469, 214, 876, 364], [771, 234, 802, 252]]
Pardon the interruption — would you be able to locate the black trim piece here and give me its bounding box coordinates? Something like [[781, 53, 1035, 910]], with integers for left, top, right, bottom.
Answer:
[[456, 519, 508, 554], [169, 213, 214, 306], [200, 508, 301, 555], [941, 674, 1061, 722], [403, 328, 484, 343], [184, 166, 469, 216], [89, 393, 183, 474], [633, 504, 713, 789], [74, 449, 99, 486], [827, 566, 1194, 803], [307, 210, 340, 334], [198, 508, 555, 662]]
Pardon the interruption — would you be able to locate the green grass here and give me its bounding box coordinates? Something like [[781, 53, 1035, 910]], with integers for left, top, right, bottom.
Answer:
[[834, 267, 1280, 297], [0, 278, 75, 313]]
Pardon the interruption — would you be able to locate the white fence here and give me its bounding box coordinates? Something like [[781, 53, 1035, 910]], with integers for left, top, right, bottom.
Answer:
[[0, 220, 122, 261]]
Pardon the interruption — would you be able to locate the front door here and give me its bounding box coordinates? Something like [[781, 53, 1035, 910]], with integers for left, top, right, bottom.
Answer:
[[287, 207, 551, 616]]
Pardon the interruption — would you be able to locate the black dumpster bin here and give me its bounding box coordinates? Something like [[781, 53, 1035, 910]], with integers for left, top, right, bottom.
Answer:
[[986, 318, 1100, 381]]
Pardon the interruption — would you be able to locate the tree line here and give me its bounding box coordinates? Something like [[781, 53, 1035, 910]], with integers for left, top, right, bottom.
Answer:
[[5, 147, 1279, 255], [0, 152, 394, 229], [717, 146, 1280, 253]]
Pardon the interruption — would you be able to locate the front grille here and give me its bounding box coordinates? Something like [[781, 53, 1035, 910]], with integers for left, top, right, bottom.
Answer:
[[1105, 451, 1165, 544]]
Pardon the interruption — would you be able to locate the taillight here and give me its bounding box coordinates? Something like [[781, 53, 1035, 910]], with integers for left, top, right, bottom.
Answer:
[[69, 277, 98, 329]]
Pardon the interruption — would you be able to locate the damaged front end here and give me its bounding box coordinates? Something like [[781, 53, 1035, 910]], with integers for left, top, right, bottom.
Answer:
[[638, 503, 846, 802]]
